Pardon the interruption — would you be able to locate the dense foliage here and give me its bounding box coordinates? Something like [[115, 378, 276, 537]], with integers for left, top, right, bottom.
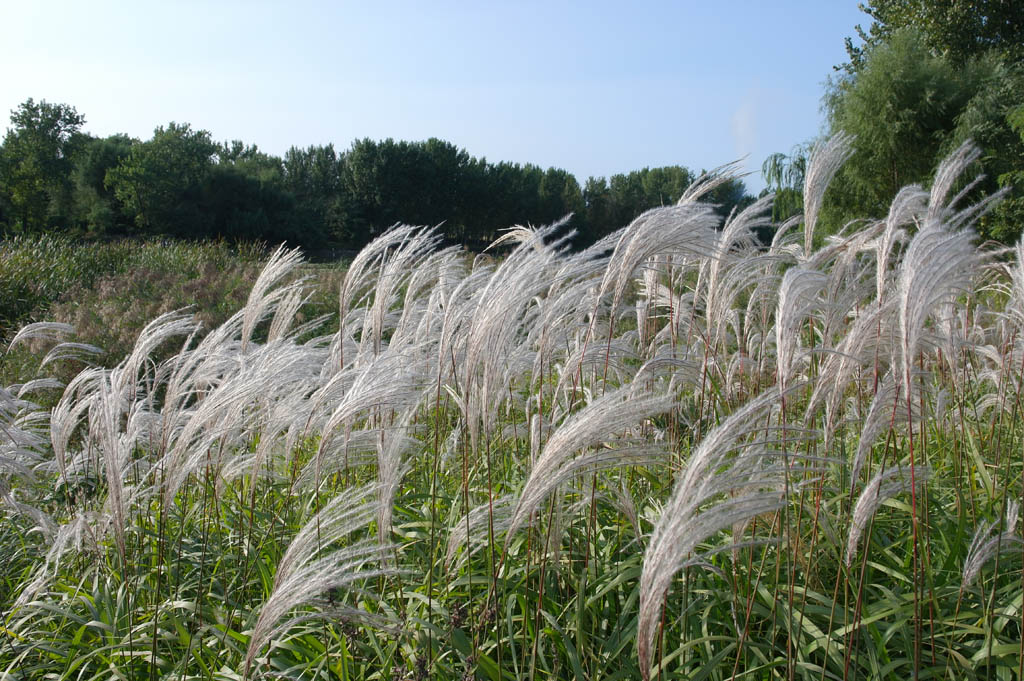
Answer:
[[757, 1, 1024, 244], [1, 140, 1022, 680], [0, 236, 269, 341]]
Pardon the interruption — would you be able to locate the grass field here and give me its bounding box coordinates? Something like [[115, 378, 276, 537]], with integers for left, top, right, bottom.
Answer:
[[1, 138, 1021, 680]]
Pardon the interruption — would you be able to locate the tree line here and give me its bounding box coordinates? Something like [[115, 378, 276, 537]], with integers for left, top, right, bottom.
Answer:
[[0, 104, 749, 252]]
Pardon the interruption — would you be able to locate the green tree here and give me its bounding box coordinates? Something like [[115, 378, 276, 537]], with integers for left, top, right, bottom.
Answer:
[[608, 170, 646, 227], [219, 140, 285, 182], [827, 20, 1024, 242], [284, 144, 347, 243], [761, 147, 808, 223], [201, 162, 311, 245], [987, 104, 1024, 241], [539, 167, 584, 227], [639, 166, 693, 207], [844, 0, 1024, 71], [71, 134, 134, 236], [825, 29, 981, 219], [605, 166, 698, 229], [582, 176, 613, 242], [704, 174, 751, 220], [943, 59, 1024, 242], [0, 99, 86, 233], [106, 122, 217, 236]]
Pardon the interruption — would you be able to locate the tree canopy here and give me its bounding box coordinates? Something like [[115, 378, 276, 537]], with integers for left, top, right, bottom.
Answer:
[[842, 0, 1024, 71], [0, 99, 85, 233]]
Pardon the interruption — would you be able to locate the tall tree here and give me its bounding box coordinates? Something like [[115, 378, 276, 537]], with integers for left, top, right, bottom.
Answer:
[[844, 0, 1024, 71], [582, 176, 613, 242], [219, 140, 284, 182], [106, 122, 217, 236], [827, 8, 1024, 242], [825, 29, 982, 219], [605, 166, 696, 228], [72, 134, 134, 236], [538, 167, 584, 228], [761, 147, 808, 223], [704, 174, 751, 219], [281, 144, 346, 245], [0, 99, 85, 233]]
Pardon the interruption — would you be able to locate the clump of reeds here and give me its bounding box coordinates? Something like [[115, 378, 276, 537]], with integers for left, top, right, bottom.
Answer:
[[1, 139, 1022, 681]]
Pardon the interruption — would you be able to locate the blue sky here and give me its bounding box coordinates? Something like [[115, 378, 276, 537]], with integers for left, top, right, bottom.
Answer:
[[2, 1, 867, 193]]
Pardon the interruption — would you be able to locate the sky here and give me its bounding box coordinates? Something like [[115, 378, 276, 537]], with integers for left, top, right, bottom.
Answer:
[[1, 1, 867, 194]]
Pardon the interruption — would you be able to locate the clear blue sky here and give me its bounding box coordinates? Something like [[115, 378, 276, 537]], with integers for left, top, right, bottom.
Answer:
[[2, 1, 867, 194]]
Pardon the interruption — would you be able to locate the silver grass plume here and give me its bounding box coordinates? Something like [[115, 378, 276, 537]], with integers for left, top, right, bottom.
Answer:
[[770, 214, 804, 261], [527, 267, 608, 393], [775, 266, 827, 389], [699, 195, 773, 351], [50, 367, 103, 479], [553, 336, 637, 399], [631, 352, 700, 396], [927, 141, 982, 223], [897, 220, 981, 391], [16, 378, 64, 399], [266, 285, 309, 344], [39, 341, 103, 368], [806, 299, 897, 446], [925, 141, 1008, 234], [14, 511, 101, 608], [818, 226, 880, 349], [109, 310, 197, 397], [505, 387, 675, 544], [676, 160, 745, 206], [846, 465, 932, 566], [240, 246, 305, 352], [849, 371, 921, 490], [376, 407, 419, 543], [434, 260, 495, 394], [0, 388, 47, 484], [5, 321, 74, 350], [709, 251, 782, 357], [1005, 238, 1024, 328], [876, 184, 927, 304], [598, 203, 719, 334], [460, 221, 571, 451], [962, 500, 1021, 588], [159, 342, 317, 510], [244, 484, 395, 677], [636, 259, 660, 351], [392, 245, 462, 349], [446, 494, 516, 569], [0, 478, 55, 539], [637, 387, 804, 680], [893, 145, 998, 393], [359, 226, 441, 359], [223, 358, 325, 489], [631, 267, 697, 350], [335, 225, 432, 372], [488, 223, 547, 251], [802, 132, 854, 259], [411, 248, 469, 350], [308, 350, 427, 491], [93, 375, 129, 566]]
